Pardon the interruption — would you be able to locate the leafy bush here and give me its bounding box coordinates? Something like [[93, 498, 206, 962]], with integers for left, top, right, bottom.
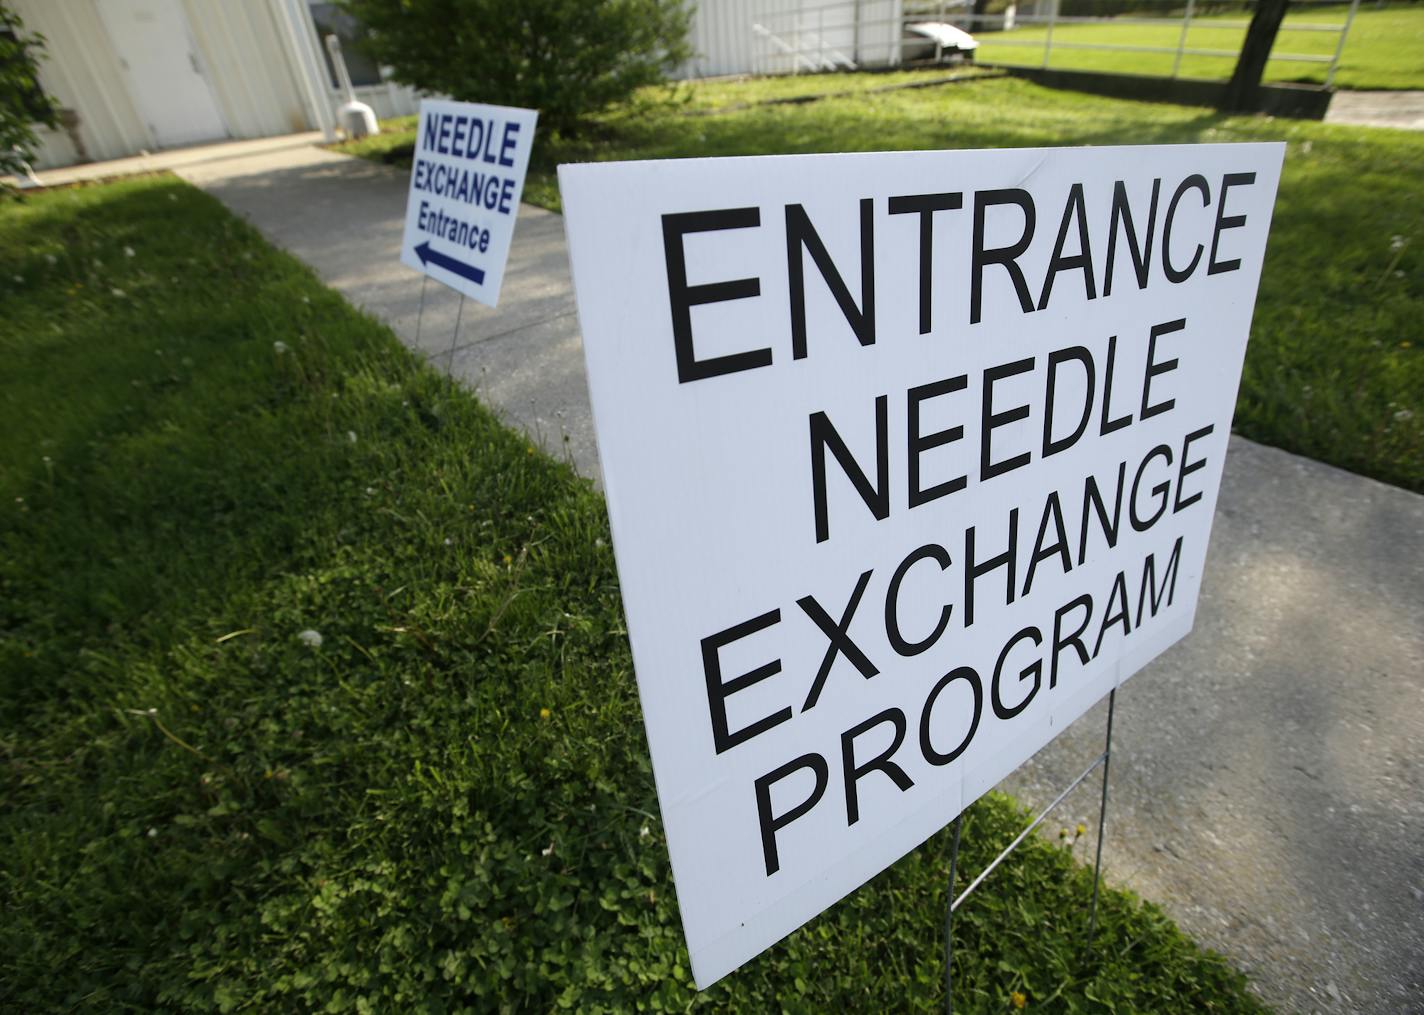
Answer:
[[340, 0, 692, 134], [0, 2, 59, 185]]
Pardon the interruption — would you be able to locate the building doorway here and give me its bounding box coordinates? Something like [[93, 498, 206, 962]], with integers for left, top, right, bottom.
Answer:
[[96, 0, 227, 149]]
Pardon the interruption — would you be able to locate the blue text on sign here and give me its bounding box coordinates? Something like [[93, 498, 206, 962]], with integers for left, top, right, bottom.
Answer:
[[417, 200, 491, 252], [425, 113, 521, 168], [412, 159, 516, 213]]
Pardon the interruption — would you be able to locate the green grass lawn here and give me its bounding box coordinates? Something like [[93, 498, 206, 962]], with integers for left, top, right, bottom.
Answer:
[[0, 178, 1267, 1011], [340, 75, 1423, 495], [672, 64, 1001, 110], [974, 3, 1424, 90]]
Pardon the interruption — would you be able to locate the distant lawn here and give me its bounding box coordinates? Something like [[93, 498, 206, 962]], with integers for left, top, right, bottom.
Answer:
[[974, 3, 1424, 90], [671, 64, 1001, 109], [339, 74, 1423, 495], [0, 178, 1267, 1012]]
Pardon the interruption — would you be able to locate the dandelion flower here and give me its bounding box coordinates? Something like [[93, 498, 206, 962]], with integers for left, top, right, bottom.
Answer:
[[297, 629, 324, 648], [1076, 822, 1087, 837], [1010, 990, 1027, 1009], [539, 707, 551, 720]]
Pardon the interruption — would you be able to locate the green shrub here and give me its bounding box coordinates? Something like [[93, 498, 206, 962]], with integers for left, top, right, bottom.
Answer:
[[0, 2, 59, 185], [340, 0, 692, 134]]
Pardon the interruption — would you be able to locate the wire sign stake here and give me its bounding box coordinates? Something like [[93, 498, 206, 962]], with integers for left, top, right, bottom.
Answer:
[[944, 690, 1117, 1014], [413, 275, 428, 348], [446, 294, 466, 377]]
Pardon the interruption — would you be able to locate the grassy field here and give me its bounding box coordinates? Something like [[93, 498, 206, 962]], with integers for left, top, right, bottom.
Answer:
[[671, 64, 1001, 110], [0, 178, 1269, 1011], [974, 3, 1424, 90], [341, 74, 1423, 495]]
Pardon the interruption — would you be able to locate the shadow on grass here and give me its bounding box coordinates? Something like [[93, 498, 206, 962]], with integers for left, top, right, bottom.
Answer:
[[0, 181, 578, 722], [0, 176, 1269, 1013]]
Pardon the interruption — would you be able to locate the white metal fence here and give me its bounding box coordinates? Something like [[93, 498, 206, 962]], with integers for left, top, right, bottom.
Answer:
[[687, 0, 1361, 87], [962, 0, 1362, 86]]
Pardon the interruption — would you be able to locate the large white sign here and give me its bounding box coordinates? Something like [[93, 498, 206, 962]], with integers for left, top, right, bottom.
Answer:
[[559, 143, 1284, 988], [399, 99, 538, 306]]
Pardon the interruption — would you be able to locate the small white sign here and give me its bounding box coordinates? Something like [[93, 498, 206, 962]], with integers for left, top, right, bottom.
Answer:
[[559, 143, 1283, 989], [399, 98, 538, 306]]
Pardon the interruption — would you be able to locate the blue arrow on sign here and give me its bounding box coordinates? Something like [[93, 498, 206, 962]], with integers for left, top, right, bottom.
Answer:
[[415, 241, 486, 286]]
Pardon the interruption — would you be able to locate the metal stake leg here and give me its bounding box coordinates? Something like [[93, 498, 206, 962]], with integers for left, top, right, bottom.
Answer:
[[414, 275, 428, 347], [1085, 688, 1116, 951], [945, 814, 963, 1015], [941, 688, 1117, 1009], [446, 294, 465, 377]]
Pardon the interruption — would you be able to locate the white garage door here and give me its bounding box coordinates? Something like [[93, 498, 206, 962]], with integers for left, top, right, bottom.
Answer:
[[97, 0, 228, 149]]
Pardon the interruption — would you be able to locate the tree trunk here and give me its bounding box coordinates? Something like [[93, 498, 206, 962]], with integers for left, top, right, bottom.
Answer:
[[1222, 0, 1290, 111]]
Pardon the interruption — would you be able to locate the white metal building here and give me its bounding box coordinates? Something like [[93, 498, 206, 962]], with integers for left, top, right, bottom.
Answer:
[[17, 0, 917, 170], [15, 0, 420, 169], [679, 0, 906, 78]]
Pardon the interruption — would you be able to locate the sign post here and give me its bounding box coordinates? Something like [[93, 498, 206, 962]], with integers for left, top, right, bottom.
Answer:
[[400, 98, 538, 307], [559, 143, 1284, 988]]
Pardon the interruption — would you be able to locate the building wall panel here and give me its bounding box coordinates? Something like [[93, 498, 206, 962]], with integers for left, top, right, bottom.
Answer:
[[680, 0, 904, 79], [16, 0, 327, 169], [15, 0, 150, 167], [183, 0, 313, 139]]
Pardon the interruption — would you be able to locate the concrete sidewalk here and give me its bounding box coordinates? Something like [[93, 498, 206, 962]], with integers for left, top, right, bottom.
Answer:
[[1326, 91, 1424, 131], [174, 144, 1422, 1014], [177, 146, 598, 481], [27, 132, 328, 189]]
